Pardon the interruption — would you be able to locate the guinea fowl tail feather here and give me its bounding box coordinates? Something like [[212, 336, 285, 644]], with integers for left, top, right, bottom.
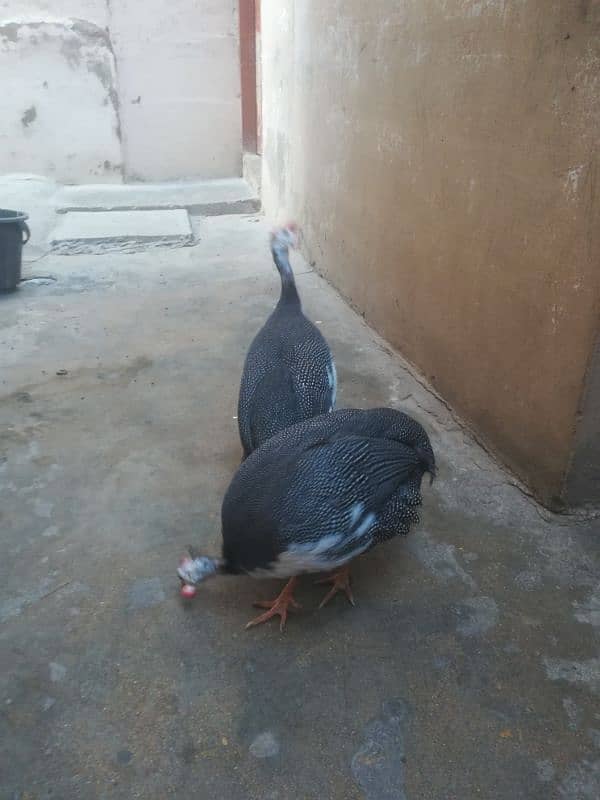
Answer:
[[415, 444, 436, 484]]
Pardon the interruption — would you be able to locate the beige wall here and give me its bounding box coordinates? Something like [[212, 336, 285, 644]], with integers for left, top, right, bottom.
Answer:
[[0, 0, 242, 182], [261, 0, 600, 507]]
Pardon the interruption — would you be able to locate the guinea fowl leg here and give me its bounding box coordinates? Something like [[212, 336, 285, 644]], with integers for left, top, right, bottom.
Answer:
[[245, 577, 302, 632], [315, 564, 355, 608]]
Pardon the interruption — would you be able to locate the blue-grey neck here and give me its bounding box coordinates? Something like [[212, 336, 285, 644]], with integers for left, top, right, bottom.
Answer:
[[272, 242, 300, 306]]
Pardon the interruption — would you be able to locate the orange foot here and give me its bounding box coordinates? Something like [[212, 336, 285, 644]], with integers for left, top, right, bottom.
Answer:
[[315, 564, 355, 609], [245, 577, 302, 632]]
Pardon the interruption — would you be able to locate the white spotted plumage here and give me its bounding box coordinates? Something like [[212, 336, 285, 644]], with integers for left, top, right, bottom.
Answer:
[[325, 360, 337, 409], [237, 226, 336, 456], [222, 408, 435, 580]]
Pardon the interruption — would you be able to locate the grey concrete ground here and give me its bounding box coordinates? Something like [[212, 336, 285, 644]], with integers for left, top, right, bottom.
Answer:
[[54, 179, 260, 216], [1, 215, 598, 800]]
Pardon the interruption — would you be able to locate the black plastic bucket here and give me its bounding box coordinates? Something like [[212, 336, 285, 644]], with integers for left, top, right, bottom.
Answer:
[[0, 209, 30, 291]]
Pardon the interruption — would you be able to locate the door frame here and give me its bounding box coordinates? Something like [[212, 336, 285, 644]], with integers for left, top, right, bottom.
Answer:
[[239, 0, 261, 154]]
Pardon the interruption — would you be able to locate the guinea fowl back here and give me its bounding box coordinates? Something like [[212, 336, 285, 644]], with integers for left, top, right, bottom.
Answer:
[[233, 407, 434, 479], [222, 408, 435, 575], [237, 225, 336, 457]]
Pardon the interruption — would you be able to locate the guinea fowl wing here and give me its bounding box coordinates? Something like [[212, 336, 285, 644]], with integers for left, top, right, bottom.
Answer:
[[277, 435, 426, 543], [237, 309, 334, 455], [289, 332, 336, 416], [246, 361, 302, 454], [222, 409, 434, 577]]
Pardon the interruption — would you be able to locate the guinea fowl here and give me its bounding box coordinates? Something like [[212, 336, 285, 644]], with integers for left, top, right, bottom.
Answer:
[[237, 224, 336, 457], [178, 408, 435, 630]]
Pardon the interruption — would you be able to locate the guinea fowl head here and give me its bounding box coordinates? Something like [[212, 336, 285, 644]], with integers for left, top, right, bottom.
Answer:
[[270, 222, 300, 252], [177, 548, 222, 598]]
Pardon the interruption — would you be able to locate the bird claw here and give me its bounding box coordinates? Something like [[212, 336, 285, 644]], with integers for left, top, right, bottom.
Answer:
[[245, 577, 301, 632], [315, 566, 355, 609]]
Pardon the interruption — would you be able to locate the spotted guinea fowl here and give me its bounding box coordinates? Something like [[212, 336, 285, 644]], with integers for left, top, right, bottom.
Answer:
[[178, 408, 435, 630], [237, 224, 336, 457]]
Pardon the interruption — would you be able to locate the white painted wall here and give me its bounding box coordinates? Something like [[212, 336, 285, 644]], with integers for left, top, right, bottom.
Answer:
[[0, 17, 122, 183], [112, 0, 241, 181], [1, 1, 108, 26], [0, 0, 242, 183]]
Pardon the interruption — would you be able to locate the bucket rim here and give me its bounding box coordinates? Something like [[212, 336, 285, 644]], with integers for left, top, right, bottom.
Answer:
[[0, 209, 29, 223]]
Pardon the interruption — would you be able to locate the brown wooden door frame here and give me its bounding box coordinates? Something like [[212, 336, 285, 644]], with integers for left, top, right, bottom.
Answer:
[[239, 0, 260, 154]]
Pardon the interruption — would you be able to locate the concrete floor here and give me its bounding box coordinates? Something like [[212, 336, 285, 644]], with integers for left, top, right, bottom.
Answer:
[[1, 215, 599, 800]]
